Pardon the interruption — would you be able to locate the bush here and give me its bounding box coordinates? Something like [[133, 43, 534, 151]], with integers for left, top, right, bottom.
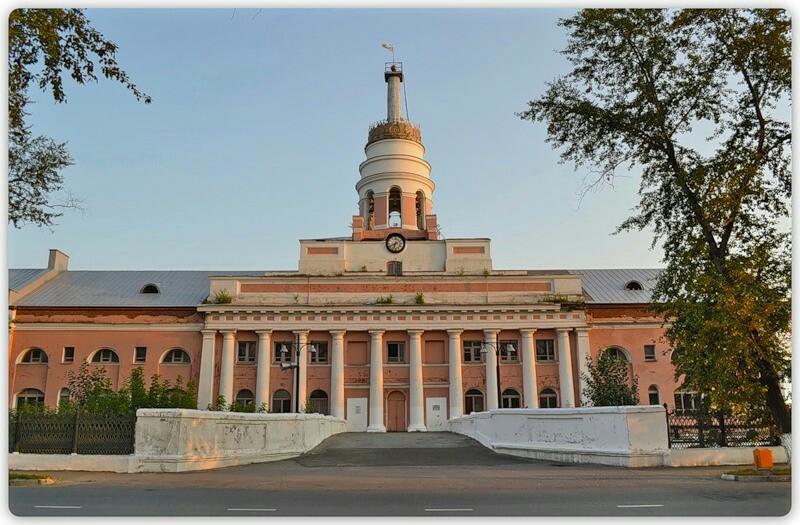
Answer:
[[213, 289, 233, 304], [581, 351, 640, 406]]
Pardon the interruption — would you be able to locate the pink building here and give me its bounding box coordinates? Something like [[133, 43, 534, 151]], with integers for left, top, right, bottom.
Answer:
[[8, 62, 691, 431]]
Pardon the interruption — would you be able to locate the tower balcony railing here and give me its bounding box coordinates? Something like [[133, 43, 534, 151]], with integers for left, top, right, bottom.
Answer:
[[367, 119, 422, 145]]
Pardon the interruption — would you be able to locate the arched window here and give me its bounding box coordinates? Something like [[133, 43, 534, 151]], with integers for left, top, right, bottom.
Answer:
[[539, 388, 558, 409], [20, 348, 48, 364], [16, 388, 45, 408], [388, 187, 402, 227], [415, 191, 425, 229], [140, 283, 161, 294], [58, 388, 71, 408], [624, 280, 643, 291], [501, 388, 521, 409], [272, 389, 292, 413], [235, 389, 254, 408], [365, 191, 375, 230], [161, 348, 191, 364], [648, 385, 661, 405], [605, 347, 630, 362], [671, 349, 686, 365], [309, 390, 329, 415], [465, 389, 484, 413], [90, 348, 120, 363]]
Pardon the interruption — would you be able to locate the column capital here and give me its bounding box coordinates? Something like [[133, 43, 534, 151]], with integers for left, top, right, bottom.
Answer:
[[369, 329, 385, 337], [330, 329, 346, 338], [255, 329, 273, 336], [574, 327, 590, 335], [220, 329, 237, 336], [201, 329, 217, 337], [447, 329, 464, 336], [483, 328, 501, 336], [292, 330, 309, 336], [555, 327, 572, 334], [519, 328, 538, 336], [407, 329, 424, 336]]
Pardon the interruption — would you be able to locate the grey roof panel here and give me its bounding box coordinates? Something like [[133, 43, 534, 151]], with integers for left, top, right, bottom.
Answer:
[[12, 270, 262, 308], [9, 268, 49, 292], [567, 269, 661, 304]]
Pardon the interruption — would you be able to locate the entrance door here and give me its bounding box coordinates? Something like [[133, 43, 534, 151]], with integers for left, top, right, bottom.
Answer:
[[426, 396, 447, 431], [346, 397, 368, 431], [386, 391, 407, 432]]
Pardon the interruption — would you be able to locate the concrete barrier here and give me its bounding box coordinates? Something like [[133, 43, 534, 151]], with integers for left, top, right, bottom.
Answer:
[[669, 446, 788, 467], [448, 406, 670, 467], [9, 409, 346, 473]]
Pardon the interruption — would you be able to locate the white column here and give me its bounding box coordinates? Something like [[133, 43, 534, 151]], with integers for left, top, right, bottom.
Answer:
[[447, 330, 464, 419], [520, 328, 538, 408], [294, 330, 309, 412], [219, 330, 236, 409], [330, 330, 346, 419], [255, 330, 272, 409], [575, 328, 591, 407], [484, 329, 500, 410], [197, 329, 217, 409], [557, 328, 575, 408], [367, 330, 386, 432], [408, 329, 426, 431]]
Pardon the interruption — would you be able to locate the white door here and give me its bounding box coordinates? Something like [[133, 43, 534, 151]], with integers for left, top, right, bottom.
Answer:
[[346, 397, 368, 431], [426, 397, 447, 431]]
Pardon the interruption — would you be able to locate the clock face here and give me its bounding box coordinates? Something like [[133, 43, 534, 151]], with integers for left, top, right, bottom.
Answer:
[[386, 233, 406, 253]]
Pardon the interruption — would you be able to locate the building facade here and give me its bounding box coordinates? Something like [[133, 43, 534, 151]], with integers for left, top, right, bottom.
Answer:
[[8, 63, 687, 431]]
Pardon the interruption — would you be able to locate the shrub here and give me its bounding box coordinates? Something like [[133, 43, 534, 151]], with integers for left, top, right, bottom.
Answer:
[[213, 289, 233, 304], [414, 292, 425, 304], [581, 351, 640, 406]]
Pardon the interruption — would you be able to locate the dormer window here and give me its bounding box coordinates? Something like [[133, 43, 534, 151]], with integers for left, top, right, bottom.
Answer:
[[624, 280, 643, 291], [140, 283, 160, 294]]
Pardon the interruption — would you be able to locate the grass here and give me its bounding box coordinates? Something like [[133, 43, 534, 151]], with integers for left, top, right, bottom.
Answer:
[[10, 473, 52, 480], [725, 467, 790, 476]]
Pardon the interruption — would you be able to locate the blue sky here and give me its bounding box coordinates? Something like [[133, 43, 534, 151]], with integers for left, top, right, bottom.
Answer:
[[7, 7, 670, 271]]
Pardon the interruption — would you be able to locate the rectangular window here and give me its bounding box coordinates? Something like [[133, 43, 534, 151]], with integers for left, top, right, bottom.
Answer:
[[387, 342, 405, 363], [134, 347, 147, 363], [274, 342, 293, 363], [463, 340, 483, 363], [644, 345, 657, 361], [536, 339, 556, 362], [674, 392, 699, 415], [310, 341, 329, 363], [387, 261, 403, 276], [63, 347, 75, 363], [499, 340, 519, 362], [238, 341, 256, 364]]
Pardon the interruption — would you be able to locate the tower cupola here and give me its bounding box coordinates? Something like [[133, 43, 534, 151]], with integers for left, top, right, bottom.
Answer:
[[352, 61, 438, 242]]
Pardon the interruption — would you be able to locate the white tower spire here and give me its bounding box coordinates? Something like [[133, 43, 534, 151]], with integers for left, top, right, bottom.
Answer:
[[386, 63, 403, 122]]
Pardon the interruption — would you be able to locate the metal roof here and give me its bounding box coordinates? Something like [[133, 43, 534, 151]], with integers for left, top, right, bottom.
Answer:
[[8, 269, 49, 292], [11, 270, 261, 308], [567, 269, 661, 304]]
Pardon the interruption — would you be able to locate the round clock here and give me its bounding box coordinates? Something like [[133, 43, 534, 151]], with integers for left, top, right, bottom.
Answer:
[[385, 233, 406, 253]]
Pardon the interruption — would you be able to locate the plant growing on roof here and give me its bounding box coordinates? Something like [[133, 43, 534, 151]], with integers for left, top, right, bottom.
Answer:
[[213, 289, 232, 304]]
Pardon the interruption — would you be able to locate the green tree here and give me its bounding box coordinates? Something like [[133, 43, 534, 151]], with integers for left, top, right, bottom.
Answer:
[[8, 8, 151, 228], [581, 352, 640, 407], [519, 9, 791, 431]]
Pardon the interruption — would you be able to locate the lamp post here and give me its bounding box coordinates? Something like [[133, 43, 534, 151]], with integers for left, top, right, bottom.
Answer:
[[481, 341, 516, 409], [279, 334, 317, 413]]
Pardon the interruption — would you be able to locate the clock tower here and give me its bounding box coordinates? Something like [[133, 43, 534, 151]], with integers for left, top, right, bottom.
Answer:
[[351, 62, 439, 243]]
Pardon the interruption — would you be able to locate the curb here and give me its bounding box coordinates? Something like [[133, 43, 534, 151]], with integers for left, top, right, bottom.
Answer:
[[720, 474, 790, 482], [9, 478, 57, 486]]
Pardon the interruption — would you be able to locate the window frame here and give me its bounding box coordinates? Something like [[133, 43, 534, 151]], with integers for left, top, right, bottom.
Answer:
[[463, 340, 483, 363], [237, 341, 257, 364], [310, 341, 329, 364], [500, 388, 521, 408], [272, 390, 292, 413], [539, 388, 558, 408], [134, 346, 147, 364], [674, 391, 699, 415], [499, 340, 519, 363], [387, 342, 405, 364], [648, 385, 661, 405], [235, 389, 255, 407], [91, 348, 119, 364], [387, 261, 403, 276], [274, 342, 293, 363], [17, 388, 45, 407], [464, 389, 485, 414], [162, 348, 190, 364], [21, 348, 48, 364], [63, 347, 75, 363], [309, 390, 329, 415], [535, 339, 556, 362], [644, 344, 657, 362]]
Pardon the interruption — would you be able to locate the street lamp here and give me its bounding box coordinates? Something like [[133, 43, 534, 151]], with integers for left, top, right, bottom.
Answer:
[[480, 341, 516, 409], [279, 335, 317, 413]]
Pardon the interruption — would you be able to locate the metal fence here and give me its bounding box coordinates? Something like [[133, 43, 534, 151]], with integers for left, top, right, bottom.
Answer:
[[664, 405, 780, 449], [9, 409, 136, 455]]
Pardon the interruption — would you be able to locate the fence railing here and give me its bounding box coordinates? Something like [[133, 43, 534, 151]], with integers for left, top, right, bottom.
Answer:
[[664, 404, 780, 449], [9, 409, 136, 455]]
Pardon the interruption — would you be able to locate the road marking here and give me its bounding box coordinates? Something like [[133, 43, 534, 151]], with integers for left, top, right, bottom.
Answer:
[[34, 505, 83, 509], [617, 505, 664, 508], [226, 508, 277, 512], [425, 508, 474, 512]]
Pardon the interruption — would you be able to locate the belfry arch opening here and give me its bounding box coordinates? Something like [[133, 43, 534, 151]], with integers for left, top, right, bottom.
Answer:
[[388, 187, 402, 227], [365, 191, 375, 230], [415, 191, 425, 229]]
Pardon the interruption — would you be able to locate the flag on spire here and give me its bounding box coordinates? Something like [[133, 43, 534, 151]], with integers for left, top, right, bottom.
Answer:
[[381, 43, 394, 52]]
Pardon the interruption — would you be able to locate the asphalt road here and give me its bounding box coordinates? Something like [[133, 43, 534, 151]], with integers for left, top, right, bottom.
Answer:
[[9, 432, 792, 517]]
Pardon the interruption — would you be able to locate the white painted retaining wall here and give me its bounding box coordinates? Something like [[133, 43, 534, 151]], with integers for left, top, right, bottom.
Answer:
[[448, 406, 670, 467], [9, 409, 345, 473], [669, 446, 788, 467]]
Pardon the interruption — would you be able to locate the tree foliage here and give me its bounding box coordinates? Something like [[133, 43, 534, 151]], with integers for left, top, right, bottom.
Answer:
[[519, 9, 791, 431], [581, 351, 640, 407], [8, 8, 151, 228]]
